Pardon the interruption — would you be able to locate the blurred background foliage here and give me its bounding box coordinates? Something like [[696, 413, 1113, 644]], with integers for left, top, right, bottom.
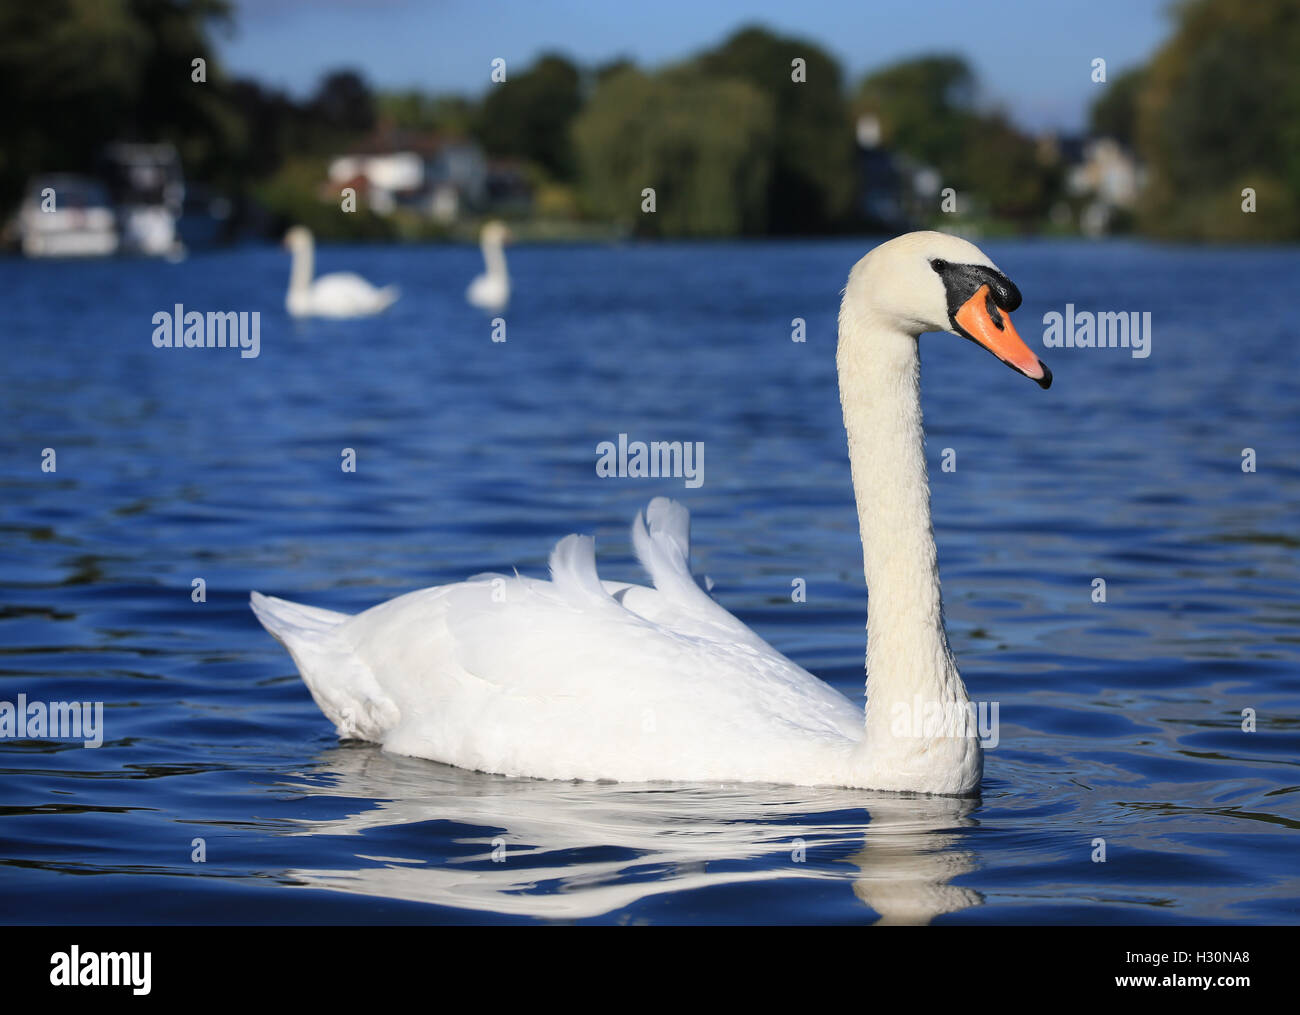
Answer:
[[1134, 0, 1300, 240], [694, 27, 856, 233], [0, 0, 1296, 240], [573, 67, 775, 236]]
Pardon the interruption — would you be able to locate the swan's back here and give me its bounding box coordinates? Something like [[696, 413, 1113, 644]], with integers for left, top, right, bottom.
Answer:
[[252, 499, 861, 784], [289, 272, 399, 318]]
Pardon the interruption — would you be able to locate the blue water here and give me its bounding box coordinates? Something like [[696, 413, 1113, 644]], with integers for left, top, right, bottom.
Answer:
[[2, 238, 1297, 924]]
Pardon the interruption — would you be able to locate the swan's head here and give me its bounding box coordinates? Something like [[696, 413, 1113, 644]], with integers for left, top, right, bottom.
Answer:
[[480, 220, 511, 247], [845, 230, 1050, 389], [283, 225, 313, 252]]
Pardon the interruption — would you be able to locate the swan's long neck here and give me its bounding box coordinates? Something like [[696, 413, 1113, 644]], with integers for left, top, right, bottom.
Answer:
[[482, 237, 507, 280], [289, 239, 314, 295], [837, 305, 969, 746]]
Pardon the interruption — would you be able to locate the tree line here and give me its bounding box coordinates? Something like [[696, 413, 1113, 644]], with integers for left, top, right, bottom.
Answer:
[[1, 0, 1295, 240]]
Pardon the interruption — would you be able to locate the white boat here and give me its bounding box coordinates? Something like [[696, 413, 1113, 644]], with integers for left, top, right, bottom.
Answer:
[[101, 142, 185, 258], [18, 175, 118, 258]]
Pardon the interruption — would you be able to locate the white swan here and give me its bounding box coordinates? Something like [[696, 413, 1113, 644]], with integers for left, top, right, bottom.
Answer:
[[465, 220, 510, 312], [252, 231, 1051, 795], [284, 226, 399, 318]]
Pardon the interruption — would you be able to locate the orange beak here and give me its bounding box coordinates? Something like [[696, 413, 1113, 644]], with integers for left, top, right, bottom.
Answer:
[[954, 285, 1051, 389]]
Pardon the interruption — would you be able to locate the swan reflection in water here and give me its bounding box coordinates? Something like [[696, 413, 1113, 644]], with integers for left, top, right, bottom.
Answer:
[[274, 745, 983, 924]]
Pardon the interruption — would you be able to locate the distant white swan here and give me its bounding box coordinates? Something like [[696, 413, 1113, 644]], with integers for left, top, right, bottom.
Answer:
[[284, 225, 399, 318], [253, 231, 1051, 795], [465, 220, 510, 312]]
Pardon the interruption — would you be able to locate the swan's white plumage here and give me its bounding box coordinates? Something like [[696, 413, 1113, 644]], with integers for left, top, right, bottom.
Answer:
[[290, 271, 400, 319], [466, 220, 510, 312], [253, 231, 1046, 796], [284, 226, 399, 318], [253, 498, 863, 786]]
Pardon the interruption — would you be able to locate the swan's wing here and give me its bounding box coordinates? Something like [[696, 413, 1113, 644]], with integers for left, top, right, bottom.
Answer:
[[312, 272, 378, 297], [443, 504, 844, 715], [415, 532, 862, 769], [311, 273, 399, 314], [416, 535, 863, 779], [329, 501, 861, 780]]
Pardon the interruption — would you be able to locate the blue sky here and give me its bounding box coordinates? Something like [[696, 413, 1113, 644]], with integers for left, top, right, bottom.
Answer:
[[222, 0, 1170, 132]]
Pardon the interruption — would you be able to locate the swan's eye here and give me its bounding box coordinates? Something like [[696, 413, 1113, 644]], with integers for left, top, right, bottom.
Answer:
[[930, 258, 948, 272]]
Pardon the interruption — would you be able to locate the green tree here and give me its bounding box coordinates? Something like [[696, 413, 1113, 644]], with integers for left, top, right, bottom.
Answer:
[[594, 57, 637, 85], [310, 70, 375, 136], [573, 67, 774, 237], [1136, 0, 1300, 240], [855, 54, 977, 176], [0, 0, 237, 213], [961, 113, 1057, 221], [375, 91, 475, 135], [855, 54, 1057, 225], [474, 53, 582, 180], [1089, 66, 1145, 147], [696, 26, 855, 232]]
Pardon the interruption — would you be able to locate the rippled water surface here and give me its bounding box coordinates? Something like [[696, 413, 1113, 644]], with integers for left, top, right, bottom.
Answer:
[[2, 238, 1297, 924]]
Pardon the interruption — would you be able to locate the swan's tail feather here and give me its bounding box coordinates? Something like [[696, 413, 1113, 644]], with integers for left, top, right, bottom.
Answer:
[[250, 592, 349, 633], [631, 499, 764, 643], [632, 497, 700, 601], [548, 534, 612, 607], [249, 591, 397, 741]]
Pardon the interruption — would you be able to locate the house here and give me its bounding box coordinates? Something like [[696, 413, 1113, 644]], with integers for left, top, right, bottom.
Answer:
[[1048, 134, 1145, 236], [853, 114, 937, 231], [428, 141, 489, 221], [326, 130, 491, 221]]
